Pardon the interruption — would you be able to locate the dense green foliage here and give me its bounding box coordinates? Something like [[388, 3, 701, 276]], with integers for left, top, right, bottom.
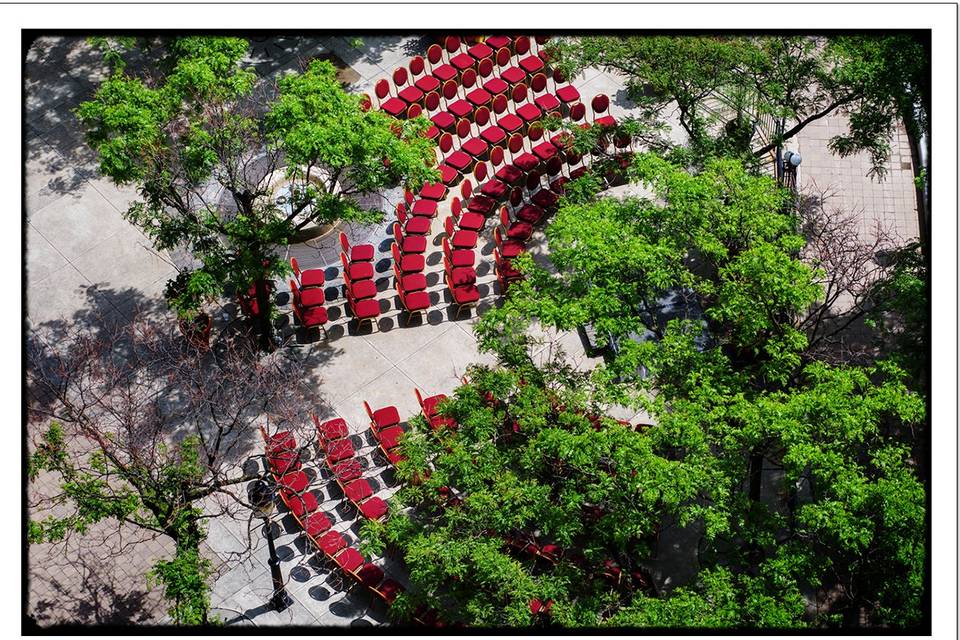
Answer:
[[75, 37, 437, 345]]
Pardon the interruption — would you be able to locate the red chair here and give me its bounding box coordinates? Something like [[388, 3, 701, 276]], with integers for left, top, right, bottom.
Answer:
[[393, 67, 424, 106], [358, 93, 372, 112], [445, 277, 480, 319], [303, 511, 333, 540], [516, 203, 546, 225], [478, 57, 508, 98], [340, 251, 374, 282], [478, 107, 506, 147], [418, 181, 448, 201], [591, 93, 617, 127], [460, 178, 496, 217], [291, 257, 324, 288], [375, 78, 406, 118], [494, 225, 526, 259], [444, 255, 477, 288], [444, 216, 478, 249], [494, 247, 523, 285], [443, 236, 475, 268], [347, 290, 381, 332], [339, 232, 375, 263], [392, 242, 425, 274], [290, 279, 325, 308], [493, 93, 524, 136], [476, 157, 507, 201], [511, 83, 543, 127], [467, 41, 494, 63], [426, 43, 457, 83], [393, 223, 427, 255], [290, 282, 329, 338], [508, 133, 540, 173], [363, 400, 400, 433], [485, 36, 512, 52], [515, 36, 546, 75], [531, 72, 560, 114], [313, 414, 349, 443], [372, 578, 405, 605], [406, 103, 423, 121], [464, 70, 492, 110], [492, 143, 524, 186], [396, 203, 431, 235], [397, 288, 430, 326], [500, 208, 533, 242], [439, 132, 472, 174], [553, 68, 581, 107], [529, 123, 559, 162], [281, 488, 320, 520], [448, 38, 476, 75], [341, 263, 377, 301], [410, 55, 440, 94]]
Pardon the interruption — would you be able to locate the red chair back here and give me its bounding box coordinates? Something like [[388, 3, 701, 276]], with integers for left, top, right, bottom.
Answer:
[[552, 67, 566, 83], [363, 400, 375, 422], [591, 93, 610, 115], [339, 231, 350, 255], [545, 155, 562, 177], [375, 79, 390, 100], [570, 102, 586, 122], [462, 68, 477, 89], [409, 55, 425, 76], [499, 207, 511, 229], [391, 242, 403, 264], [393, 223, 405, 247], [414, 388, 426, 411], [531, 73, 547, 93], [393, 263, 404, 292], [490, 145, 504, 167], [478, 57, 494, 78], [535, 36, 550, 46], [444, 216, 456, 238], [439, 133, 454, 153], [427, 44, 444, 65], [442, 236, 453, 258], [493, 247, 503, 266], [456, 118, 472, 139], [526, 170, 541, 191], [494, 225, 505, 248], [528, 123, 544, 142], [407, 103, 422, 119], [460, 178, 473, 200], [495, 46, 511, 67], [508, 133, 524, 154], [473, 161, 488, 182], [291, 257, 302, 278], [509, 187, 523, 207], [404, 189, 415, 206], [492, 93, 508, 115], [339, 252, 351, 280], [451, 196, 462, 218], [445, 36, 460, 53], [359, 93, 372, 112], [424, 91, 440, 111], [442, 80, 458, 100], [474, 105, 490, 126], [393, 67, 408, 87], [511, 83, 527, 104], [289, 279, 301, 306], [395, 203, 408, 225], [515, 36, 530, 56]]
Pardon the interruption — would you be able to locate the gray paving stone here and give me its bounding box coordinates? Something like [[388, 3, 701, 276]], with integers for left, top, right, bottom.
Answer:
[[395, 324, 496, 393], [332, 366, 423, 432], [26, 223, 68, 284], [28, 187, 134, 262]]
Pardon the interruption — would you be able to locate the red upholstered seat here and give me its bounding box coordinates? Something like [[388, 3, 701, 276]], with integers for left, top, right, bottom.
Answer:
[[480, 179, 509, 199], [300, 305, 328, 326], [534, 93, 561, 112], [325, 438, 354, 463], [458, 211, 485, 231], [318, 530, 346, 556], [403, 215, 432, 235], [378, 425, 405, 449], [381, 98, 407, 116], [595, 115, 617, 127], [397, 253, 425, 273], [359, 497, 389, 521], [376, 578, 404, 604], [335, 547, 365, 573], [423, 124, 440, 140], [447, 99, 474, 119], [498, 260, 523, 280], [345, 479, 373, 503], [349, 244, 375, 262], [483, 77, 509, 96], [266, 431, 296, 454], [500, 66, 526, 84], [516, 103, 542, 122], [516, 204, 545, 224], [411, 199, 438, 217], [430, 414, 457, 431], [298, 287, 325, 307], [372, 404, 400, 429], [345, 261, 374, 281], [450, 229, 478, 249], [349, 278, 377, 301], [448, 266, 477, 287], [332, 458, 363, 484], [485, 36, 511, 49], [466, 88, 492, 107], [451, 284, 480, 304], [403, 290, 431, 311], [299, 269, 325, 288], [506, 220, 534, 240], [304, 512, 332, 538], [420, 182, 448, 200], [466, 195, 496, 215], [532, 189, 559, 209], [513, 153, 540, 172], [499, 238, 525, 259], [518, 55, 545, 73], [461, 137, 489, 158], [431, 111, 456, 131], [399, 272, 427, 292], [570, 166, 589, 180], [421, 393, 447, 416], [556, 84, 581, 103], [353, 298, 381, 319], [432, 63, 457, 82], [386, 449, 407, 465], [287, 491, 319, 518], [480, 125, 506, 145], [318, 418, 349, 442], [450, 53, 476, 70], [268, 451, 299, 475], [550, 175, 569, 194], [398, 86, 424, 104], [415, 75, 441, 93], [468, 43, 493, 60], [495, 164, 524, 184], [533, 141, 558, 160], [356, 563, 385, 587], [497, 113, 524, 134], [279, 471, 309, 494], [448, 248, 475, 267], [398, 234, 427, 254], [439, 164, 460, 185], [445, 150, 473, 171]]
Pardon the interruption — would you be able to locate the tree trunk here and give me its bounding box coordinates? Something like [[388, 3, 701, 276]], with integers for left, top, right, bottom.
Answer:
[[253, 277, 274, 352]]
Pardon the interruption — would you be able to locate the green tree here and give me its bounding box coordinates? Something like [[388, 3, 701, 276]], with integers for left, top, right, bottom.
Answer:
[[75, 36, 437, 348]]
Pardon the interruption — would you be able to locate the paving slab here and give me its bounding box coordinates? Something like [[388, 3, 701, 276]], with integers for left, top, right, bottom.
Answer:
[[395, 324, 496, 394], [332, 365, 423, 433], [26, 223, 68, 284], [308, 337, 395, 406], [28, 186, 133, 262]]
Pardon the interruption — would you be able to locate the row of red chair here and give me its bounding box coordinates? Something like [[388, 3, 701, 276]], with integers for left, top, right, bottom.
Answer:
[[415, 388, 456, 430], [391, 201, 434, 323], [314, 415, 389, 522], [337, 232, 381, 332], [363, 401, 409, 467]]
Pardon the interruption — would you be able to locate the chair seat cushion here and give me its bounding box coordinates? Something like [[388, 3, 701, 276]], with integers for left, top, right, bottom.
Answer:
[[513, 152, 540, 171], [298, 269, 325, 288], [359, 497, 389, 521], [498, 260, 523, 280], [400, 234, 427, 254], [266, 431, 296, 454], [447, 99, 474, 118], [346, 261, 374, 281], [398, 253, 425, 273], [325, 438, 355, 463], [353, 298, 381, 319], [516, 103, 543, 122], [304, 511, 332, 538], [495, 164, 524, 184], [449, 248, 475, 267], [335, 547, 364, 573], [356, 563, 385, 588], [439, 164, 460, 185], [532, 189, 559, 209], [345, 479, 373, 503], [448, 266, 477, 287], [507, 221, 534, 240], [432, 63, 457, 82], [466, 88, 492, 107], [300, 305, 328, 327], [319, 418, 349, 442], [404, 216, 432, 235], [499, 239, 525, 258], [422, 124, 440, 140], [485, 36, 511, 49], [445, 150, 472, 171], [550, 176, 569, 194], [378, 425, 406, 449], [483, 77, 509, 96], [450, 53, 476, 70], [479, 125, 506, 145], [398, 86, 424, 104], [411, 199, 439, 217], [421, 394, 447, 417], [533, 141, 558, 160], [381, 97, 407, 116], [268, 451, 299, 475], [400, 272, 427, 292], [403, 290, 431, 312], [534, 93, 561, 112], [318, 530, 347, 556], [458, 211, 485, 231], [570, 166, 589, 180], [461, 137, 489, 158], [500, 66, 526, 84], [332, 458, 363, 484], [351, 244, 375, 261], [349, 278, 377, 301], [480, 179, 509, 199], [497, 113, 524, 133], [450, 229, 478, 249], [556, 84, 580, 103], [431, 111, 456, 131], [386, 449, 407, 465], [468, 43, 493, 60], [595, 114, 617, 127], [373, 405, 401, 429], [415, 75, 441, 93], [518, 55, 545, 73], [516, 204, 545, 224], [466, 195, 496, 215], [287, 490, 319, 518], [299, 287, 326, 307], [451, 284, 480, 304], [419, 182, 448, 200], [279, 471, 309, 494]]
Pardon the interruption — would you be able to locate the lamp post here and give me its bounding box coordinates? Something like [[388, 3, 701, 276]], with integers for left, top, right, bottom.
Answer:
[[249, 480, 292, 612], [781, 149, 802, 192]]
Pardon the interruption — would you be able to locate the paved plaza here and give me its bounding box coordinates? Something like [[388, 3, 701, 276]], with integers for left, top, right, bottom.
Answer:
[[24, 35, 921, 627]]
